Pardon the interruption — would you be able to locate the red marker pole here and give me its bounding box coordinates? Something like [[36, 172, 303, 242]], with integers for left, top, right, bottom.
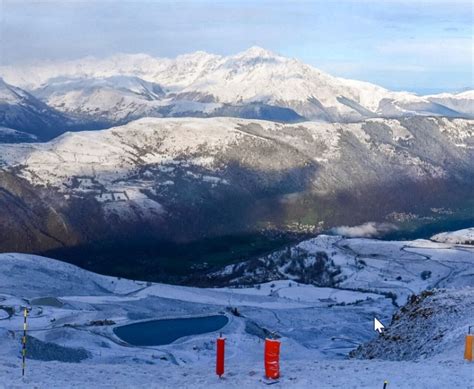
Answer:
[[216, 335, 225, 378], [264, 338, 280, 380]]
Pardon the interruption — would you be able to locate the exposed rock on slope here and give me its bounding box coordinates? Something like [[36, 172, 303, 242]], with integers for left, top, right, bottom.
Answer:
[[349, 288, 474, 360]]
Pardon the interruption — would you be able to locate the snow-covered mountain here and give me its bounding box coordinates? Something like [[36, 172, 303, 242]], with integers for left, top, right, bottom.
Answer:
[[0, 116, 472, 264], [32, 75, 166, 124], [1, 47, 472, 126], [426, 90, 474, 117], [0, 78, 69, 141]]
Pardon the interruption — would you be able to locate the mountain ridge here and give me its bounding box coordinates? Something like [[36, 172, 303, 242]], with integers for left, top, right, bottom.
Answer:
[[1, 47, 472, 129]]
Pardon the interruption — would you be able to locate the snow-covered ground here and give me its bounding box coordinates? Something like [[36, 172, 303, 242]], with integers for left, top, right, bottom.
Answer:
[[1, 357, 471, 389], [0, 232, 472, 388]]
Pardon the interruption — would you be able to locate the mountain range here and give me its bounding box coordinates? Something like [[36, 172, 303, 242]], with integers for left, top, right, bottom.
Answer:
[[0, 47, 473, 142]]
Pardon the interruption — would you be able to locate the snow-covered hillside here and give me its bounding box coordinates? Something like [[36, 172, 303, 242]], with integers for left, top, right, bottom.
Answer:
[[0, 78, 69, 141], [0, 115, 472, 256], [0, 231, 472, 388], [431, 228, 474, 245], [206, 234, 474, 305], [1, 47, 472, 124], [0, 127, 37, 143], [0, 116, 472, 204]]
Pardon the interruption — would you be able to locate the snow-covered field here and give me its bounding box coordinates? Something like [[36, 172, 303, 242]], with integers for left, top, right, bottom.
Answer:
[[0, 231, 472, 388]]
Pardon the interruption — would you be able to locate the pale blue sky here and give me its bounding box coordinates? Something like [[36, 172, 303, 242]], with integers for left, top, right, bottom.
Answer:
[[0, 0, 472, 93]]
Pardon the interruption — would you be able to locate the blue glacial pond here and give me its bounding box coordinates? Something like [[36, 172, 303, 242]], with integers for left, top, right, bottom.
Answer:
[[113, 315, 229, 346]]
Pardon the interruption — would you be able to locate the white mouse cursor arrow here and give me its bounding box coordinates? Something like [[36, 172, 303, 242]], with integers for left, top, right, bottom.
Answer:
[[374, 317, 385, 333]]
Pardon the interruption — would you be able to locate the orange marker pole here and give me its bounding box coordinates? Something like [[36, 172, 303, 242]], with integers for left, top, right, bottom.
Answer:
[[465, 326, 473, 361], [264, 338, 281, 380], [216, 335, 225, 377]]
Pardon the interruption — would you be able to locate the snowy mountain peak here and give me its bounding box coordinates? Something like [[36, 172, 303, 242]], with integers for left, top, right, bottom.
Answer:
[[235, 46, 279, 59], [175, 50, 221, 64]]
